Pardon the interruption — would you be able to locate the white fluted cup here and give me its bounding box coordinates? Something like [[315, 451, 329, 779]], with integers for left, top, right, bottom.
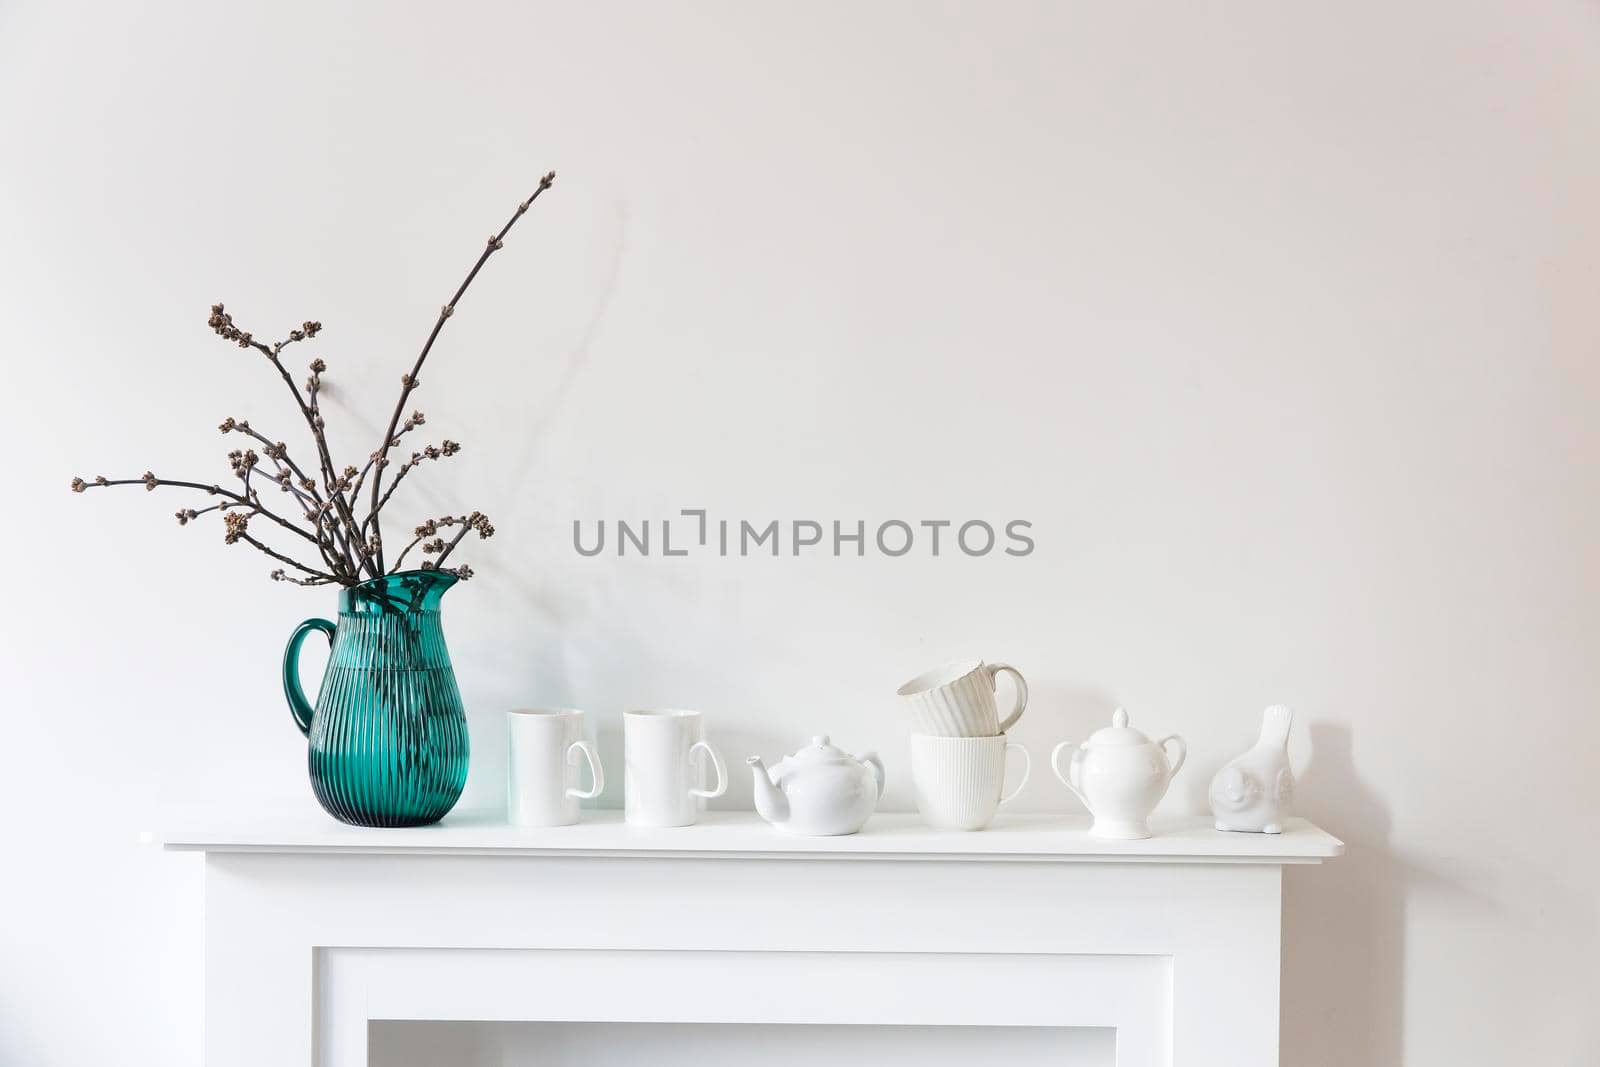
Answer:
[[507, 709, 604, 827], [897, 660, 1029, 737], [910, 734, 1031, 831], [624, 709, 729, 827]]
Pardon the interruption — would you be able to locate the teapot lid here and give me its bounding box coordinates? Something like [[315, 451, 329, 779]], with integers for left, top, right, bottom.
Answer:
[[1084, 708, 1154, 748], [786, 735, 854, 765]]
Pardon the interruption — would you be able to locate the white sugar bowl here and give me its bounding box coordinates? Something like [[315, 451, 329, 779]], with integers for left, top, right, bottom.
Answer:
[[1051, 708, 1186, 840]]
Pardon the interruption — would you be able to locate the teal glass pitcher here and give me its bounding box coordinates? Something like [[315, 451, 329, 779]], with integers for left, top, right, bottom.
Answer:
[[282, 569, 470, 827]]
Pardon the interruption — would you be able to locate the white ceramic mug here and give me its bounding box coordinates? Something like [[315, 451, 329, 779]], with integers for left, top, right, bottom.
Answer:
[[507, 708, 604, 827], [624, 709, 728, 827], [910, 733, 1031, 831], [897, 660, 1029, 737]]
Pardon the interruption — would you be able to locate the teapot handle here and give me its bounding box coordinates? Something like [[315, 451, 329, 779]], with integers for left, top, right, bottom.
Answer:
[[1050, 741, 1090, 808], [282, 618, 336, 737], [1157, 734, 1187, 780], [861, 751, 887, 799]]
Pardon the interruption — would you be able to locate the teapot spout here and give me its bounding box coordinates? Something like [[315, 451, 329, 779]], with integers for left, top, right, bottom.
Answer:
[[746, 757, 790, 826]]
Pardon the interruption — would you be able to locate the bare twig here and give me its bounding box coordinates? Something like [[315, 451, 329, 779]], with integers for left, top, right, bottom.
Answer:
[[391, 532, 428, 572], [238, 531, 338, 583], [74, 474, 324, 551], [353, 412, 427, 536], [369, 439, 459, 524], [365, 172, 555, 569], [211, 306, 371, 579], [433, 511, 494, 568], [250, 340, 372, 579], [73, 174, 554, 589], [271, 568, 334, 586]]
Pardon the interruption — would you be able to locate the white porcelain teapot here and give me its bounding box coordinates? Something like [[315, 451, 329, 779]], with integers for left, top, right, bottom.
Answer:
[[1051, 708, 1186, 840], [748, 736, 886, 836]]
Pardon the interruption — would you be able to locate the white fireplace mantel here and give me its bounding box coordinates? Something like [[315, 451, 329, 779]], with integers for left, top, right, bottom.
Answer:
[[164, 811, 1341, 1066]]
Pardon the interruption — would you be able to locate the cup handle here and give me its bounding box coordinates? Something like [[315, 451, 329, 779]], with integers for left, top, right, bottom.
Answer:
[[1158, 734, 1187, 780], [689, 740, 728, 799], [988, 662, 1029, 733], [1051, 741, 1090, 807], [999, 742, 1032, 805], [565, 739, 605, 800]]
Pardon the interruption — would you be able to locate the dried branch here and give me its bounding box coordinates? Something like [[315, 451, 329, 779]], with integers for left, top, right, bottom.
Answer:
[[352, 411, 427, 532], [433, 511, 494, 568], [270, 568, 335, 587], [238, 530, 338, 583], [73, 474, 324, 552], [391, 531, 428, 573], [221, 417, 321, 511], [72, 172, 554, 589], [212, 306, 373, 579], [369, 439, 459, 521], [365, 171, 555, 569], [391, 511, 493, 572]]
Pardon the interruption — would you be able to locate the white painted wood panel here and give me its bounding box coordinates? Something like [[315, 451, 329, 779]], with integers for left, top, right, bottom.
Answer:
[[174, 816, 1336, 1065]]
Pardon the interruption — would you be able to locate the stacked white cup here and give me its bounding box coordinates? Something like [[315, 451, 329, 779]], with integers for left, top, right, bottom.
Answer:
[[896, 661, 1031, 831]]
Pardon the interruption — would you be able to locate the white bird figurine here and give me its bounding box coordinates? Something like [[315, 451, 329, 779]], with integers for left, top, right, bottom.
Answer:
[[1209, 705, 1296, 834]]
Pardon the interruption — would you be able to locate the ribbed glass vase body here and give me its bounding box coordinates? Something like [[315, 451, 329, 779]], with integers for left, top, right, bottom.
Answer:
[[282, 570, 469, 827]]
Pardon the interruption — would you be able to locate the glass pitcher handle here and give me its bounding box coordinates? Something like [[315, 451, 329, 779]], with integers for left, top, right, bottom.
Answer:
[[283, 618, 336, 737]]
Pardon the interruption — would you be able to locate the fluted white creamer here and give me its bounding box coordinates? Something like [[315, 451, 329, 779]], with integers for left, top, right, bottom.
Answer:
[[1209, 705, 1296, 834]]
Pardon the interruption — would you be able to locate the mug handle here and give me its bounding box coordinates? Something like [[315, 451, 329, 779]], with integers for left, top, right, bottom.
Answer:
[[565, 740, 605, 800], [689, 740, 728, 799], [999, 742, 1032, 805], [282, 618, 336, 737], [988, 662, 1029, 733]]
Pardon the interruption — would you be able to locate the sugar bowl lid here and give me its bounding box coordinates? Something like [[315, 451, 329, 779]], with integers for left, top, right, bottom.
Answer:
[[1084, 707, 1153, 748]]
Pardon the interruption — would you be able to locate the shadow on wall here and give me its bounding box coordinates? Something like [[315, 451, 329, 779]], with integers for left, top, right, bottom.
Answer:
[[1281, 723, 1401, 1067]]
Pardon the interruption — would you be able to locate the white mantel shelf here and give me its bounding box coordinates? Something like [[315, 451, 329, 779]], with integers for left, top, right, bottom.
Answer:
[[175, 809, 1342, 1066], [162, 809, 1342, 864]]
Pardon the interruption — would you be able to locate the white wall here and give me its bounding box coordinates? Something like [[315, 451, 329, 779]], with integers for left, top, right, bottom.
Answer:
[[3, 1, 1598, 1063]]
